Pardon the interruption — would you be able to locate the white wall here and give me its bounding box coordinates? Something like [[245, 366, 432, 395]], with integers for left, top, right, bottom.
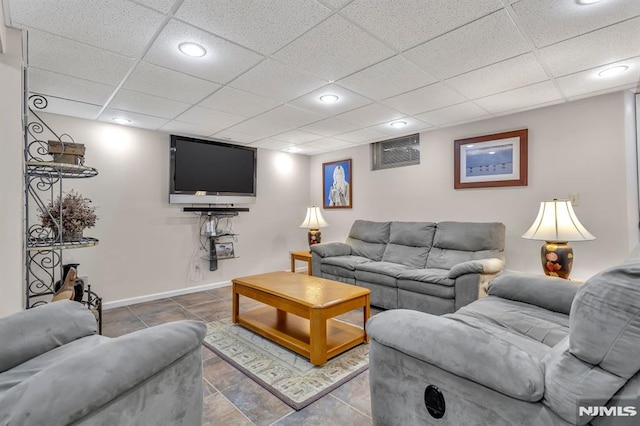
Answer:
[[29, 113, 311, 304], [0, 27, 24, 316], [311, 91, 638, 281]]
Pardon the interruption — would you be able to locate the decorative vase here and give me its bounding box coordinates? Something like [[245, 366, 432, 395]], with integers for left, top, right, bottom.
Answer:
[[62, 230, 83, 242], [54, 263, 84, 302]]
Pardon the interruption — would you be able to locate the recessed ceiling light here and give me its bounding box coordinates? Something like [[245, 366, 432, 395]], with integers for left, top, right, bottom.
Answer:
[[390, 121, 407, 128], [319, 94, 339, 104], [112, 117, 131, 124], [598, 65, 628, 78], [178, 42, 206, 57], [577, 0, 602, 4], [284, 147, 301, 153]]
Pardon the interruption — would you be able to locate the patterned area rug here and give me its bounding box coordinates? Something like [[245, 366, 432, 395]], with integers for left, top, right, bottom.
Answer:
[[203, 318, 369, 410]]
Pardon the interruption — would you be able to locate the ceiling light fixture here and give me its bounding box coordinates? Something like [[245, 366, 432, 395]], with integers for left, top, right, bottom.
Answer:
[[178, 42, 206, 57], [319, 94, 339, 104], [112, 117, 131, 124], [597, 65, 628, 78], [390, 121, 407, 128], [577, 0, 602, 4]]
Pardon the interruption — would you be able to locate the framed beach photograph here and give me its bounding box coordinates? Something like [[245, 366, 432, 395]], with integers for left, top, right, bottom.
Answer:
[[323, 159, 352, 209], [214, 242, 235, 259], [454, 129, 528, 189]]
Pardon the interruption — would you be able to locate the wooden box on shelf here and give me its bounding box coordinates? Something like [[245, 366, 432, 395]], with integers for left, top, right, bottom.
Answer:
[[48, 140, 85, 165]]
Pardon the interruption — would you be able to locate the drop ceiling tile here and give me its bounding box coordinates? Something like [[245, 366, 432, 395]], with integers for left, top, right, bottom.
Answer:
[[368, 117, 433, 136], [299, 117, 359, 137], [318, 0, 352, 10], [229, 59, 327, 102], [382, 83, 467, 116], [445, 54, 549, 99], [271, 130, 323, 144], [224, 118, 290, 139], [248, 139, 295, 151], [9, 0, 164, 56], [334, 128, 386, 143], [335, 103, 405, 127], [109, 89, 191, 119], [27, 29, 134, 86], [174, 106, 246, 129], [30, 95, 102, 120], [404, 10, 530, 80], [199, 87, 281, 117], [29, 68, 115, 106], [98, 108, 169, 129], [337, 56, 437, 100], [415, 102, 490, 126], [176, 0, 331, 55], [158, 120, 224, 138], [124, 62, 220, 104], [253, 104, 323, 128], [289, 84, 372, 116], [212, 129, 261, 144], [144, 19, 264, 84], [474, 81, 564, 114], [556, 56, 640, 98], [303, 138, 356, 150], [284, 144, 325, 155], [273, 15, 395, 81], [339, 0, 502, 50], [538, 17, 640, 77], [511, 0, 640, 48], [134, 0, 176, 14]]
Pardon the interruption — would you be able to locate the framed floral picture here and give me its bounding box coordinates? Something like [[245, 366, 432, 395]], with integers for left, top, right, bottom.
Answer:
[[323, 159, 352, 209], [454, 129, 528, 189]]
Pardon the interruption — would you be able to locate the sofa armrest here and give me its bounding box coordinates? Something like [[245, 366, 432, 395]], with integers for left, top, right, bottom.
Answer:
[[0, 301, 97, 373], [310, 242, 352, 258], [367, 309, 544, 401], [448, 258, 504, 279], [0, 320, 206, 426], [487, 270, 581, 315]]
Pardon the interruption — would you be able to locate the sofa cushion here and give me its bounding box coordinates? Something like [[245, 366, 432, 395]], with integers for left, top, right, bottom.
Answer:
[[397, 268, 454, 287], [397, 280, 455, 299], [570, 256, 640, 378], [346, 220, 390, 261], [355, 262, 413, 288], [427, 222, 505, 269], [320, 255, 371, 279], [381, 222, 436, 268]]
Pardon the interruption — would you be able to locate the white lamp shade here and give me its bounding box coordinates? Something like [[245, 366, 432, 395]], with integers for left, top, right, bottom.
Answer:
[[299, 206, 329, 229], [522, 200, 595, 242]]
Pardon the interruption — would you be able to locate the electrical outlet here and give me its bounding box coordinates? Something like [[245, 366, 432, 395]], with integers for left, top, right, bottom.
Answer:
[[569, 193, 580, 206]]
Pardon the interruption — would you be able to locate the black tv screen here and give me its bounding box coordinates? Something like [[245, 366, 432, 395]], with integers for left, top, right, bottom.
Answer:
[[170, 135, 257, 204]]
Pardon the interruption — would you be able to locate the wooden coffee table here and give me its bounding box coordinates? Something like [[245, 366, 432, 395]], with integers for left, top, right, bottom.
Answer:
[[232, 271, 370, 366]]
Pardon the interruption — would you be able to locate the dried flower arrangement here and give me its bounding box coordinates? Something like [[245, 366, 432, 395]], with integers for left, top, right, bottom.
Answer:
[[40, 190, 97, 241]]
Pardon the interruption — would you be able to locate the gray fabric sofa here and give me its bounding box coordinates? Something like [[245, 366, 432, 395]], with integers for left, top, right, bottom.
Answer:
[[0, 300, 206, 426], [311, 220, 505, 314], [367, 256, 640, 425]]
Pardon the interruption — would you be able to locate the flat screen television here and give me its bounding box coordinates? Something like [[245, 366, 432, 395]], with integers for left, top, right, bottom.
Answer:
[[169, 135, 257, 204]]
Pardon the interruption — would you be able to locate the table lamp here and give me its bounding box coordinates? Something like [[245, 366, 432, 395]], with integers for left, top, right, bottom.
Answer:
[[299, 206, 329, 247], [522, 199, 595, 279]]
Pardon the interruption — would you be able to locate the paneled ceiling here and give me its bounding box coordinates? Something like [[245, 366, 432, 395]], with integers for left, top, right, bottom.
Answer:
[[4, 0, 640, 155]]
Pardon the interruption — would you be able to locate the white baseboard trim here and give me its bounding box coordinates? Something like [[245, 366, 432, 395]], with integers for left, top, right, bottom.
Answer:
[[103, 280, 231, 310]]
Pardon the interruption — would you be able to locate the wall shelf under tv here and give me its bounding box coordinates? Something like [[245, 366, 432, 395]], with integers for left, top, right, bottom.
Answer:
[[183, 207, 250, 213]]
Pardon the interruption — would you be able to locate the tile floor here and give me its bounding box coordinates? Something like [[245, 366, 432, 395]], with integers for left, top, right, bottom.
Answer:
[[102, 285, 379, 425]]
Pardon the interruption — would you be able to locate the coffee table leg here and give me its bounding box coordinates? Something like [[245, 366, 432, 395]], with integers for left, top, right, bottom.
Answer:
[[310, 308, 327, 366], [363, 294, 370, 342], [232, 282, 239, 323]]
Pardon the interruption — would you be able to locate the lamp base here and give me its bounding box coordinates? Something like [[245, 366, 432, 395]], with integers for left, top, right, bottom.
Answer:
[[541, 241, 573, 279], [308, 229, 322, 246]]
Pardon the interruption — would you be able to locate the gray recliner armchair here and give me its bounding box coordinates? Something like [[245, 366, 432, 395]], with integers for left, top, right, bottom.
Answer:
[[367, 256, 640, 425], [0, 300, 206, 425]]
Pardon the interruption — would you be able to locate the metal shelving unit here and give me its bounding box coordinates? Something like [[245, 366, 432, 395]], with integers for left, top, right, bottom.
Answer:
[[24, 95, 102, 331]]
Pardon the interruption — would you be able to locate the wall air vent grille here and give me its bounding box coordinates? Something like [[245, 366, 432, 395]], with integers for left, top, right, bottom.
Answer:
[[371, 133, 420, 171]]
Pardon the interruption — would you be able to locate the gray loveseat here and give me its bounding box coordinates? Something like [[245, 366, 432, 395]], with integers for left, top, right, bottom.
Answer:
[[0, 300, 206, 425], [311, 220, 505, 314], [367, 256, 640, 425]]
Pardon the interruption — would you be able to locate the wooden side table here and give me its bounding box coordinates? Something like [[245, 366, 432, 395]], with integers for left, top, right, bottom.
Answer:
[[290, 250, 312, 275]]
